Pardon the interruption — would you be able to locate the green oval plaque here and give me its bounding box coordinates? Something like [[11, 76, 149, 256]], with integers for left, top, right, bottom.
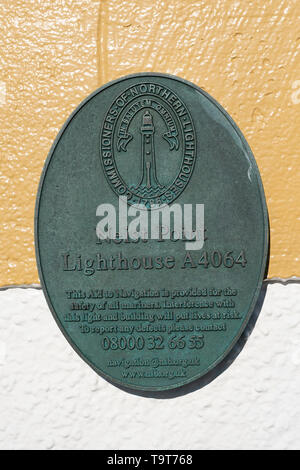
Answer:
[[35, 73, 269, 392]]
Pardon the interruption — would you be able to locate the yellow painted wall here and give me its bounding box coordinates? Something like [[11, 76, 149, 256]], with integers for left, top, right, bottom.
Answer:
[[0, 0, 299, 285], [0, 0, 100, 285]]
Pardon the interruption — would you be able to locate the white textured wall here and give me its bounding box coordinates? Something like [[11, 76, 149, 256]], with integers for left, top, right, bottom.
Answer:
[[0, 283, 300, 450]]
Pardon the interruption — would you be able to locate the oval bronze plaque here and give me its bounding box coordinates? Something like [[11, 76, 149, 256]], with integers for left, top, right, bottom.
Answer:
[[35, 74, 269, 392]]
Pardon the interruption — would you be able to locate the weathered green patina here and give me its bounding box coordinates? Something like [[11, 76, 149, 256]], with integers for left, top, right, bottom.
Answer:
[[35, 74, 269, 391]]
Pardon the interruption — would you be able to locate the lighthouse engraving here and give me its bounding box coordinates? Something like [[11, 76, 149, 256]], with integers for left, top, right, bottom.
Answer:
[[137, 110, 162, 191], [102, 84, 196, 206]]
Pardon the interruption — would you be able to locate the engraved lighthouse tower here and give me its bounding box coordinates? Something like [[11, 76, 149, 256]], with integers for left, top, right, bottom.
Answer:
[[137, 110, 162, 190]]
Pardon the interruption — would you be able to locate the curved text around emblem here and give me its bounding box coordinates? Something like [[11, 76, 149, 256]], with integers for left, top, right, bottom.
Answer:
[[100, 83, 196, 207]]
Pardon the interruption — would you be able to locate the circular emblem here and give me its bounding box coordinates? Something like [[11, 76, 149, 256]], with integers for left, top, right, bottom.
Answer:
[[100, 83, 196, 207], [35, 73, 269, 393]]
